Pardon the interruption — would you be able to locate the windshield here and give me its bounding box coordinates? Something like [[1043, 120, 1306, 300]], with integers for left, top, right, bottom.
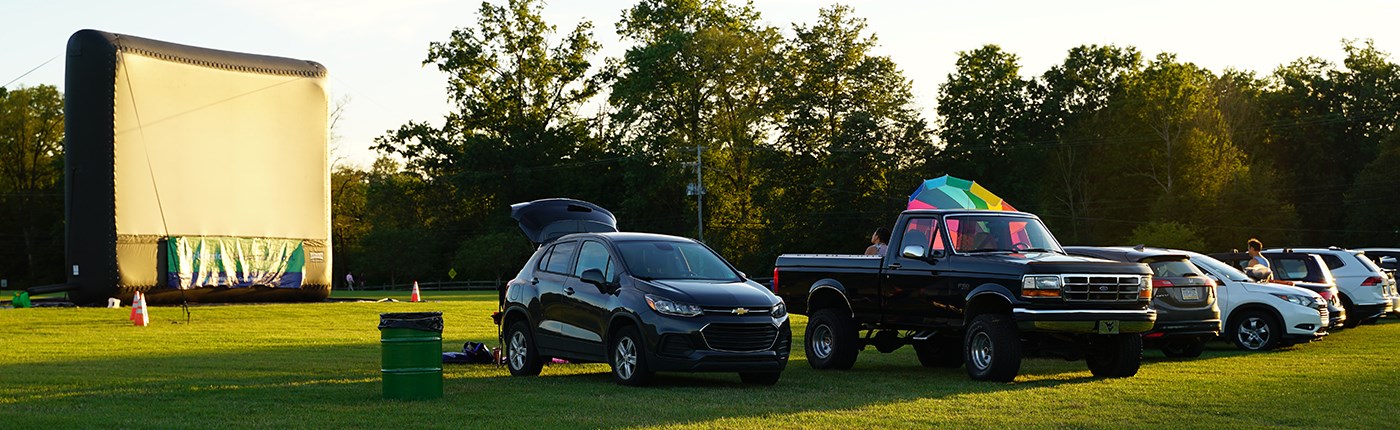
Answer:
[[944, 215, 1062, 254], [1191, 253, 1250, 282], [615, 240, 740, 281]]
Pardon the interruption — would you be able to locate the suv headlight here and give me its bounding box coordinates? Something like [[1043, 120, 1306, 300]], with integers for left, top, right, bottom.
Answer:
[[771, 301, 787, 319], [1272, 293, 1316, 308], [645, 294, 703, 317]]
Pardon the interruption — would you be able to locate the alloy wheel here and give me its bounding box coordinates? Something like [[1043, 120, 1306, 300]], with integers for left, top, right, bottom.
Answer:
[[615, 337, 638, 380], [509, 331, 528, 370], [1236, 317, 1270, 350]]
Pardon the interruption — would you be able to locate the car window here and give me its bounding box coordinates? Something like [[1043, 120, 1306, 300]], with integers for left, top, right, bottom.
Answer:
[[535, 244, 555, 272], [902, 218, 936, 251], [574, 241, 615, 281], [1147, 259, 1200, 278], [945, 215, 1061, 253], [1274, 258, 1309, 280], [1192, 255, 1250, 282], [1353, 253, 1383, 273], [616, 240, 739, 281], [1320, 254, 1345, 270], [543, 241, 578, 274]]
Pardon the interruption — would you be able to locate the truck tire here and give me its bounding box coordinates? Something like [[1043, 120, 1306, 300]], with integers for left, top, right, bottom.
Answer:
[[964, 314, 1021, 382], [805, 308, 859, 370], [1086, 334, 1142, 378], [913, 336, 963, 368]]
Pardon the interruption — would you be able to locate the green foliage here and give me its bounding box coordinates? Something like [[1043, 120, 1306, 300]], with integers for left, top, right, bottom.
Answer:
[[1123, 221, 1207, 252], [0, 85, 64, 287]]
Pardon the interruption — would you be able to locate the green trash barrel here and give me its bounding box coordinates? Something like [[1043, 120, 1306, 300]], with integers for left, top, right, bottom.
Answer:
[[378, 312, 444, 400]]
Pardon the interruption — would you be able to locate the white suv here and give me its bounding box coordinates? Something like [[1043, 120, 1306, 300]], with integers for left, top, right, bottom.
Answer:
[[1182, 251, 1327, 351], [1271, 247, 1393, 326]]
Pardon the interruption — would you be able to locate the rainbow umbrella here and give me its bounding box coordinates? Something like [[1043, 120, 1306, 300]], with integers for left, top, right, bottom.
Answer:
[[908, 175, 1017, 211]]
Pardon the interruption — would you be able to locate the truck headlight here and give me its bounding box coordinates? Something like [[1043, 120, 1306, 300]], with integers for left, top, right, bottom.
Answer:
[[645, 294, 703, 317], [1271, 293, 1316, 308], [1021, 275, 1062, 298]]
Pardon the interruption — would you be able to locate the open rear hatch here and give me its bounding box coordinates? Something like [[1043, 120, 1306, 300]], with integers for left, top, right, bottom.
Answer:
[[510, 198, 618, 245]]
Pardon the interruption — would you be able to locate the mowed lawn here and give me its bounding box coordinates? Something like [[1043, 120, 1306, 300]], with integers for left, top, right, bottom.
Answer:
[[2, 291, 1396, 429]]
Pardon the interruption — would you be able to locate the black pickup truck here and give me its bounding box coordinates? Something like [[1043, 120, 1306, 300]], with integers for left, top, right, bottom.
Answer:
[[773, 209, 1156, 381]]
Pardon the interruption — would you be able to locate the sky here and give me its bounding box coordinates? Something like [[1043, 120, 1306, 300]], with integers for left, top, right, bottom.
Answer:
[[5, 0, 1398, 168]]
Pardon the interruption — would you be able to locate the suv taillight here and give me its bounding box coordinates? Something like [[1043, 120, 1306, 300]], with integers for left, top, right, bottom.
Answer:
[[771, 267, 780, 293], [1362, 276, 1383, 287]]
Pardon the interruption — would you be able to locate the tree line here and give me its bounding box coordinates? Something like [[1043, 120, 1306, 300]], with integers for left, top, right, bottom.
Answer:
[[4, 0, 1399, 288]]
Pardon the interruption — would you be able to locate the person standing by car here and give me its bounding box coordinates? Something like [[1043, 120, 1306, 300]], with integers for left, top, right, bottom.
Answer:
[[1248, 239, 1270, 268], [865, 227, 891, 256]]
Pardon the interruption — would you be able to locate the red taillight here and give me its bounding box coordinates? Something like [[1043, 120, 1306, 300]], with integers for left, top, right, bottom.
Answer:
[[1362, 276, 1384, 287], [1152, 279, 1174, 288], [771, 267, 780, 293], [1317, 290, 1334, 301]]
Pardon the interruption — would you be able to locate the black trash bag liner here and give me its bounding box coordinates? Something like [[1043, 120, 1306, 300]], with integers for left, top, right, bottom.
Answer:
[[378, 312, 444, 332]]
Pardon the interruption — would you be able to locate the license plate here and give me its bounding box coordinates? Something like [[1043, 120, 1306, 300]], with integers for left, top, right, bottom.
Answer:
[[1181, 287, 1201, 300], [1097, 320, 1120, 334]]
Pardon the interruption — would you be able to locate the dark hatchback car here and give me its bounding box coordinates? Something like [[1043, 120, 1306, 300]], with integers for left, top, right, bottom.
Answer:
[[1065, 246, 1221, 357], [1210, 252, 1347, 329], [499, 199, 791, 386]]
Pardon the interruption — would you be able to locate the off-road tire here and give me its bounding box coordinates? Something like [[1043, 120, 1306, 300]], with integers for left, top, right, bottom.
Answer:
[[1086, 334, 1142, 378], [963, 314, 1022, 382], [805, 308, 860, 370]]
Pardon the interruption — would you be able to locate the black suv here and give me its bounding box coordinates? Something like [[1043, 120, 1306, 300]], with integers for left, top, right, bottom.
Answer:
[[1065, 247, 1221, 357], [498, 199, 790, 386], [1210, 251, 1347, 329]]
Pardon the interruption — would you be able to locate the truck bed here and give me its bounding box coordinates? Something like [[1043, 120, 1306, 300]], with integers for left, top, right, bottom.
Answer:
[[774, 254, 884, 270]]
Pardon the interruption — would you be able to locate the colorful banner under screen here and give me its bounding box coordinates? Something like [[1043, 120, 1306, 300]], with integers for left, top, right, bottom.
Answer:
[[166, 237, 305, 289]]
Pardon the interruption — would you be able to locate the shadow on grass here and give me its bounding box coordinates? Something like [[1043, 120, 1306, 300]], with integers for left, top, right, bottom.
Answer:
[[1, 340, 1106, 429]]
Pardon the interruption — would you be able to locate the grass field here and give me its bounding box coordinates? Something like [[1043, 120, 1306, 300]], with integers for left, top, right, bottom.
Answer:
[[2, 290, 1397, 429]]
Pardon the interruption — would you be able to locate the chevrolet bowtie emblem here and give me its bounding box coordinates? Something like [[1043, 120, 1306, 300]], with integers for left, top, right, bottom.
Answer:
[[732, 308, 749, 315]]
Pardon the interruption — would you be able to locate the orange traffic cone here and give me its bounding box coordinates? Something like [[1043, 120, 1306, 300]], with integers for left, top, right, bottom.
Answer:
[[410, 282, 422, 302], [129, 291, 149, 327]]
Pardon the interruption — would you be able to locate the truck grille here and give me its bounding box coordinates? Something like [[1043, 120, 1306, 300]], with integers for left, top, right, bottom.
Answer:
[[1061, 275, 1144, 302], [701, 323, 778, 352]]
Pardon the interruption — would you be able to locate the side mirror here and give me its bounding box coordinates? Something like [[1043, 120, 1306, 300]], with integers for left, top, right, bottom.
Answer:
[[902, 245, 926, 259], [580, 268, 607, 286], [738, 271, 748, 279], [1380, 256, 1397, 271]]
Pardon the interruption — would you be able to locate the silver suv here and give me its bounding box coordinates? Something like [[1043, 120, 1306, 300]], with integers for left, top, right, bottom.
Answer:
[[1269, 247, 1393, 326]]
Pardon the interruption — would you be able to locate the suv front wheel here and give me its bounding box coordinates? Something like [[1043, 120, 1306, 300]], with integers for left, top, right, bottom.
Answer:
[[611, 326, 654, 386], [964, 314, 1021, 382]]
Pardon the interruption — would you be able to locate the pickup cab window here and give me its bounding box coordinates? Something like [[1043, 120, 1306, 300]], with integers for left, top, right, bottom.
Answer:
[[945, 215, 1061, 254]]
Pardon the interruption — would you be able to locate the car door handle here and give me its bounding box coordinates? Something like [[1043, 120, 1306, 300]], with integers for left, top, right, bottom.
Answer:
[[565, 287, 575, 295], [887, 263, 902, 270]]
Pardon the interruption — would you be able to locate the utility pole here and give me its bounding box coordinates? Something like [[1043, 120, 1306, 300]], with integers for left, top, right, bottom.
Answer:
[[684, 146, 705, 242]]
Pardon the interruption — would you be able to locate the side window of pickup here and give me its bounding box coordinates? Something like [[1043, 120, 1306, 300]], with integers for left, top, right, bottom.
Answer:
[[901, 218, 939, 256]]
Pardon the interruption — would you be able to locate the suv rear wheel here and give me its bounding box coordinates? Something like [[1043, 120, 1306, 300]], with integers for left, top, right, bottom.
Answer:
[[914, 336, 963, 368], [1160, 338, 1205, 358], [1086, 334, 1142, 378], [610, 326, 653, 386], [805, 308, 859, 370], [506, 321, 544, 376], [1229, 311, 1281, 351], [964, 314, 1021, 382]]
